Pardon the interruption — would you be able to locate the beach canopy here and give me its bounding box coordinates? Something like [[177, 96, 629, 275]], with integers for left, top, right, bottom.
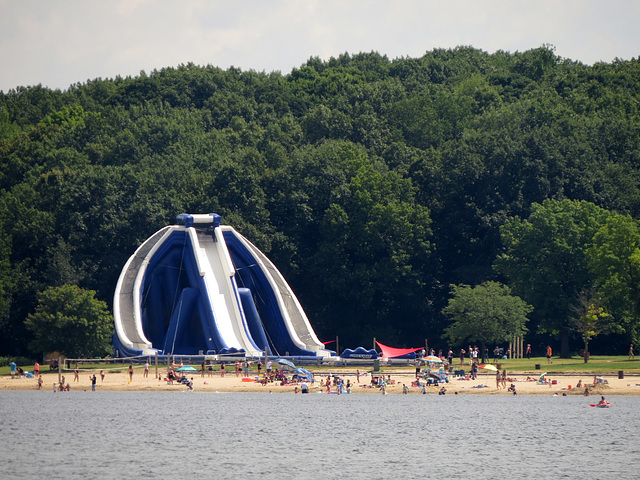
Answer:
[[294, 367, 313, 380], [376, 341, 423, 359]]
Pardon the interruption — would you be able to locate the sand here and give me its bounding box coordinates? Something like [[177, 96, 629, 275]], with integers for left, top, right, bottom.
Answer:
[[3, 367, 640, 396]]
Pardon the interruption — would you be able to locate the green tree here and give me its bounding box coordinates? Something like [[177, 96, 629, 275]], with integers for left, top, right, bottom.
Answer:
[[442, 281, 531, 350], [25, 284, 114, 358], [494, 199, 612, 356], [587, 214, 640, 343], [570, 290, 615, 363]]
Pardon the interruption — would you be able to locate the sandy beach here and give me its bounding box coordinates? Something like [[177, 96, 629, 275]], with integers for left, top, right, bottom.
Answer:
[[3, 367, 640, 396]]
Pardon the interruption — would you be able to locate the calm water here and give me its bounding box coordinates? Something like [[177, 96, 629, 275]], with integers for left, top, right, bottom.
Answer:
[[2, 390, 639, 479]]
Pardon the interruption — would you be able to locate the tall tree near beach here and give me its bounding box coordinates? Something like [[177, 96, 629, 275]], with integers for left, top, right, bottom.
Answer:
[[587, 214, 640, 344], [25, 284, 114, 358], [570, 290, 616, 363], [494, 199, 612, 357], [442, 281, 531, 351]]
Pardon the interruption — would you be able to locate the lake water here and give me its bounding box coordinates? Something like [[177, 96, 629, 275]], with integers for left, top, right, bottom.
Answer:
[[2, 390, 639, 479]]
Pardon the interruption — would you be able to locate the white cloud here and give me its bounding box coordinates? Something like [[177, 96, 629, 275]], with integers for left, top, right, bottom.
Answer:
[[0, 0, 638, 91]]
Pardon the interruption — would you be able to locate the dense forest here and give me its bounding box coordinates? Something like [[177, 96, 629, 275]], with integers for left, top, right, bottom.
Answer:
[[1, 46, 640, 358]]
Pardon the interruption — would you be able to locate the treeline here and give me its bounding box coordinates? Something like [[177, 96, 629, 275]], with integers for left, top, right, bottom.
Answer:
[[1, 46, 639, 356]]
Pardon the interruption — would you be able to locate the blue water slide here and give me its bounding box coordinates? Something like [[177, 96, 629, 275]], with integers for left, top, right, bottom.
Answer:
[[140, 230, 228, 355], [223, 230, 315, 356], [113, 214, 330, 358], [238, 287, 271, 354]]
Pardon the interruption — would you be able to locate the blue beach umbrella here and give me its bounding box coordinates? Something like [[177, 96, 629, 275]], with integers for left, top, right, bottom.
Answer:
[[176, 366, 197, 372], [276, 358, 296, 369]]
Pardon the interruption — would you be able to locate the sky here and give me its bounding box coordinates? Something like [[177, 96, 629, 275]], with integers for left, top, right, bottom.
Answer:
[[1, 0, 638, 92]]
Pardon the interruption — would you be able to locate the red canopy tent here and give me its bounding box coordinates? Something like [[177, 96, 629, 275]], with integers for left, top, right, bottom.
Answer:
[[376, 341, 423, 359]]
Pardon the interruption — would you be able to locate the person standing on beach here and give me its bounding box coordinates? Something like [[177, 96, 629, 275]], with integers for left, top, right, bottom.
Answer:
[[74, 364, 79, 382], [91, 374, 97, 391], [128, 364, 133, 382], [220, 362, 226, 378], [37, 375, 43, 390], [496, 370, 502, 390], [546, 346, 553, 364], [459, 348, 466, 365], [201, 361, 206, 378], [144, 360, 149, 378], [471, 346, 479, 364], [34, 362, 40, 378]]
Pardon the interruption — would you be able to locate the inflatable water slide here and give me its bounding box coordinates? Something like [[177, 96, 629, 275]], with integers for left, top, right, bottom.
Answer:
[[113, 213, 332, 359]]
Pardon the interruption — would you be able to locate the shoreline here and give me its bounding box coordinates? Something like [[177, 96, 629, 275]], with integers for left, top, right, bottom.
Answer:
[[3, 370, 640, 395]]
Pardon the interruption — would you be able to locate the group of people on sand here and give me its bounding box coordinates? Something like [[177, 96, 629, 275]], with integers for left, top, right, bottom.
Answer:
[[163, 368, 194, 390], [324, 374, 352, 394], [496, 369, 509, 389], [196, 359, 254, 378]]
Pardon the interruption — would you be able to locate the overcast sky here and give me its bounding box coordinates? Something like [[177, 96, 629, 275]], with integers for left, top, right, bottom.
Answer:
[[1, 0, 638, 92]]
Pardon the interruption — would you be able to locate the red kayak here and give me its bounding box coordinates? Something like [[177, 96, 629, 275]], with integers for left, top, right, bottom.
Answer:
[[590, 402, 612, 408]]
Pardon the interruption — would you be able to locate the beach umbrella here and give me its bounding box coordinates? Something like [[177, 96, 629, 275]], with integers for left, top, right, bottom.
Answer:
[[276, 358, 296, 369], [423, 356, 443, 363], [176, 366, 197, 372], [538, 372, 547, 382], [479, 364, 498, 372]]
